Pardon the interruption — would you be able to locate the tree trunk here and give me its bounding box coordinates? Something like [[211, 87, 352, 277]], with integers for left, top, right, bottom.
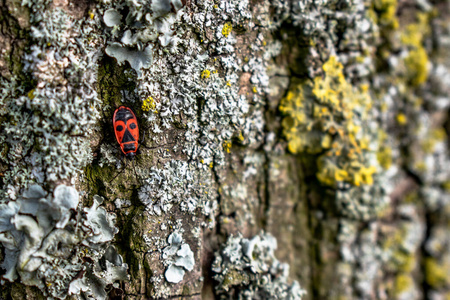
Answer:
[[0, 0, 449, 299]]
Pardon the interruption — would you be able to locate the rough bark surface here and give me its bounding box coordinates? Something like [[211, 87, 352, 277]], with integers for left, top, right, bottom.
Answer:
[[0, 0, 449, 300]]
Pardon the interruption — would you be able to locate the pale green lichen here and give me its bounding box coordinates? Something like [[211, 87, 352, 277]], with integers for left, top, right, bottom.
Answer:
[[138, 160, 217, 227], [162, 232, 195, 284], [102, 0, 184, 75], [0, 3, 102, 188], [212, 232, 306, 299], [0, 185, 127, 299]]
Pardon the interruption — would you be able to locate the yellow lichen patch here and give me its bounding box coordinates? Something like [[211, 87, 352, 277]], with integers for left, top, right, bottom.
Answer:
[[396, 113, 407, 125], [201, 69, 211, 79], [280, 56, 378, 187], [401, 13, 430, 47], [316, 155, 377, 187], [223, 140, 232, 153], [222, 22, 232, 37], [372, 0, 399, 29], [238, 131, 244, 141], [28, 89, 35, 100], [142, 96, 156, 112], [414, 161, 427, 172], [425, 258, 448, 288], [400, 13, 431, 86], [443, 181, 450, 191], [353, 165, 377, 186], [377, 130, 393, 169], [321, 134, 332, 149], [377, 146, 392, 169], [421, 128, 447, 153], [316, 157, 351, 186], [403, 191, 419, 204], [404, 46, 429, 86], [394, 274, 413, 296]]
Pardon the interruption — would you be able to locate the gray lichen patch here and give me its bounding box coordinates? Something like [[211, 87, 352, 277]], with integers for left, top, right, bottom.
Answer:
[[0, 0, 103, 190], [162, 232, 195, 283], [0, 184, 127, 299], [138, 160, 218, 227], [212, 232, 306, 299], [105, 43, 154, 74], [127, 0, 282, 243], [133, 208, 204, 298], [102, 0, 184, 75]]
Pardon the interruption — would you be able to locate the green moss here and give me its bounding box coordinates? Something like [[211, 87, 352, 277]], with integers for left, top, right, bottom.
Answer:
[[97, 55, 139, 114], [115, 205, 147, 282], [84, 164, 112, 197], [0, 1, 32, 81]]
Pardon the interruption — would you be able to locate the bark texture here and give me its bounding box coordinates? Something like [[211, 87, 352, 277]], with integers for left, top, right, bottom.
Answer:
[[0, 0, 449, 299]]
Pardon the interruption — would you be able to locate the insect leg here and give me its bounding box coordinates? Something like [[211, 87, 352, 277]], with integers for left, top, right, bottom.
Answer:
[[107, 156, 126, 184]]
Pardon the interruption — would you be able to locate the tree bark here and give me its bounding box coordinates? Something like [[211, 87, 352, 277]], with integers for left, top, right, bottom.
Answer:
[[0, 0, 449, 299]]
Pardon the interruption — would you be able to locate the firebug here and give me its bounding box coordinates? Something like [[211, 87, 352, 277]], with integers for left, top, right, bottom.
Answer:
[[113, 106, 139, 159]]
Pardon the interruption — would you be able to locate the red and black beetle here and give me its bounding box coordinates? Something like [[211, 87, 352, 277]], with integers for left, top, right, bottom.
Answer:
[[113, 106, 139, 159]]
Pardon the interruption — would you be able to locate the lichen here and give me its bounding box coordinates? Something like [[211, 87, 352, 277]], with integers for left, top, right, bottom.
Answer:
[[394, 274, 414, 296], [102, 0, 184, 75], [371, 0, 399, 30], [280, 56, 380, 188], [212, 232, 306, 299], [162, 232, 195, 284], [0, 184, 127, 299], [425, 258, 448, 288], [0, 0, 102, 188], [138, 160, 217, 226]]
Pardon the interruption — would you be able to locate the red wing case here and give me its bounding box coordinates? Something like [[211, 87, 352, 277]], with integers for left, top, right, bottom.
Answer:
[[113, 106, 139, 157]]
